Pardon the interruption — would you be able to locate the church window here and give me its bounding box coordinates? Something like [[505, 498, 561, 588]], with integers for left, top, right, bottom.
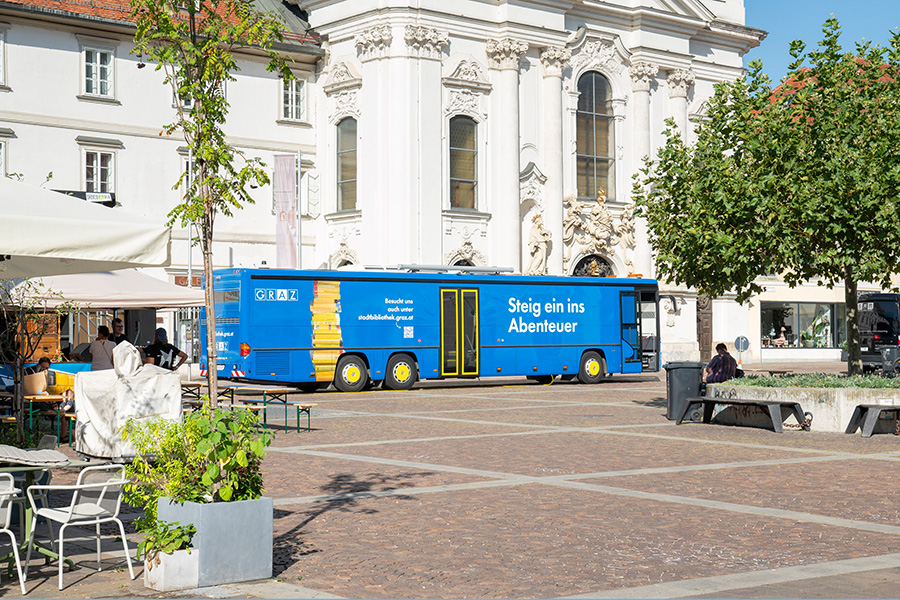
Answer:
[[337, 117, 357, 211], [576, 72, 615, 201], [449, 116, 477, 209]]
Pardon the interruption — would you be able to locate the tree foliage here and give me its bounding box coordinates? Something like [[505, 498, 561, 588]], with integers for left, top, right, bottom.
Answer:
[[130, 0, 293, 403], [634, 19, 900, 373]]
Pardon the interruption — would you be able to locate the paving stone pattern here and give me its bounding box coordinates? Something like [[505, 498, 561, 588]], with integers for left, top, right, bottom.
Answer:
[[14, 360, 900, 599]]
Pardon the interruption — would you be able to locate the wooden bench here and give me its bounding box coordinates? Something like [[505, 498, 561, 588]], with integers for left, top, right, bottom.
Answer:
[[676, 396, 810, 433], [181, 381, 203, 401], [295, 403, 317, 433], [63, 412, 76, 446], [845, 404, 900, 438]]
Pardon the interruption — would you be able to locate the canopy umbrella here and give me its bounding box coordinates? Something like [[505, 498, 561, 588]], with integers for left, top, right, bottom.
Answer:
[[0, 178, 171, 279], [11, 270, 205, 310]]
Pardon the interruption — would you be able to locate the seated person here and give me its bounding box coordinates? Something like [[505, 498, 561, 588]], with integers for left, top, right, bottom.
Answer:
[[706, 343, 738, 383], [24, 357, 51, 376], [60, 389, 75, 413]]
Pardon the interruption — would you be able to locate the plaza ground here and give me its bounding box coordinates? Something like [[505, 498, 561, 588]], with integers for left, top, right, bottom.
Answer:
[[12, 358, 900, 599]]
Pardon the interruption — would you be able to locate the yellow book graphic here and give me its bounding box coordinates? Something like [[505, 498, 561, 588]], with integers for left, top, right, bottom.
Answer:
[[311, 280, 342, 382]]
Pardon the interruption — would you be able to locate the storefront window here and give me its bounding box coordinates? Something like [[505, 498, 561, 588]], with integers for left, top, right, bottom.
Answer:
[[761, 302, 845, 349]]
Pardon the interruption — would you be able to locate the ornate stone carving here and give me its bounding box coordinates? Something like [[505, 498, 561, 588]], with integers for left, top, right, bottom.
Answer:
[[486, 38, 528, 70], [540, 46, 571, 78], [328, 240, 359, 269], [519, 163, 546, 210], [329, 89, 360, 122], [667, 68, 695, 98], [445, 238, 486, 267], [323, 61, 362, 95], [661, 296, 681, 328], [445, 89, 485, 118], [405, 25, 448, 59], [629, 61, 658, 92], [355, 24, 392, 61], [561, 192, 633, 270], [449, 60, 488, 84], [524, 213, 552, 276], [616, 204, 636, 272], [570, 39, 623, 76]]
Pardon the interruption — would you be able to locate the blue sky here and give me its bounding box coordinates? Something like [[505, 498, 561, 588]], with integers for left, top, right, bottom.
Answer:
[[743, 0, 900, 82]]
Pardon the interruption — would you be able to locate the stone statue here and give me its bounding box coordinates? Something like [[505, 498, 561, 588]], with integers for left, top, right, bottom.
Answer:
[[524, 213, 552, 276]]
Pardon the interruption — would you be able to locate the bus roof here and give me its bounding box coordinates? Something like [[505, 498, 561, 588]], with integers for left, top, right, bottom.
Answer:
[[213, 268, 658, 288]]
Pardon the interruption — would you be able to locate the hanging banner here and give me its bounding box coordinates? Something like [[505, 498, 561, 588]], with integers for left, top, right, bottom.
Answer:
[[273, 154, 298, 269]]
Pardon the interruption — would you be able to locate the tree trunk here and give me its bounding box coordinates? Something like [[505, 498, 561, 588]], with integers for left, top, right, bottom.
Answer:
[[844, 267, 862, 376], [202, 217, 219, 409], [14, 353, 24, 445]]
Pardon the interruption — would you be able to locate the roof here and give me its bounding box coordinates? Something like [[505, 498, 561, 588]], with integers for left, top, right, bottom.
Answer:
[[0, 0, 320, 46]]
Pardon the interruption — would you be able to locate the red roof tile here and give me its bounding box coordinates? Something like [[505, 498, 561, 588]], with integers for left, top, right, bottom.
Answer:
[[1, 0, 135, 23]]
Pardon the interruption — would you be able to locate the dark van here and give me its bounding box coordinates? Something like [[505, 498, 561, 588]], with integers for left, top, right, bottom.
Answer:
[[857, 293, 900, 371]]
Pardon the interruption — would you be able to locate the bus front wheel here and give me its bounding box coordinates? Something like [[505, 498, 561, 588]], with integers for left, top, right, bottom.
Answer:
[[385, 354, 418, 390], [578, 351, 606, 384], [334, 355, 369, 393]]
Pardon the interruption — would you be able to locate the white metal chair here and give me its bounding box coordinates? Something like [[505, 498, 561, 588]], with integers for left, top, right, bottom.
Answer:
[[0, 473, 27, 594], [24, 464, 135, 590], [11, 437, 58, 542]]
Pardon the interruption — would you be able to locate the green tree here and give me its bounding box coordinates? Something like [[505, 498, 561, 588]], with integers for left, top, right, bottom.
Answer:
[[634, 19, 900, 375], [130, 0, 293, 404]]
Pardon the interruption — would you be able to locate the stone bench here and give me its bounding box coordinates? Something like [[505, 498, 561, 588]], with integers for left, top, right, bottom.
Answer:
[[845, 404, 900, 438], [677, 397, 810, 433]]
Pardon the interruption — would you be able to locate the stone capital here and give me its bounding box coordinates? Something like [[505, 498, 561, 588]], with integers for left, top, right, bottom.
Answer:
[[629, 61, 658, 92], [355, 24, 392, 61], [667, 68, 695, 98], [486, 38, 529, 70], [405, 25, 448, 60], [540, 46, 571, 78]]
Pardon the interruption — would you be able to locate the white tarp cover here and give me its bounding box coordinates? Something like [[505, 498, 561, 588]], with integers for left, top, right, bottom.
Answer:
[[14, 269, 205, 309], [0, 178, 171, 279], [74, 342, 182, 459]]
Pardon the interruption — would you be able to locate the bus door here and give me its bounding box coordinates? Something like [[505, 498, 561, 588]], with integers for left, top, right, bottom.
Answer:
[[620, 292, 641, 370], [440, 288, 480, 377], [639, 290, 660, 371]]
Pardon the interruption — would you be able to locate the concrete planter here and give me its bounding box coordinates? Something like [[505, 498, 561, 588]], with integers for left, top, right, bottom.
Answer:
[[707, 384, 900, 433], [144, 549, 199, 591], [158, 497, 273, 587]]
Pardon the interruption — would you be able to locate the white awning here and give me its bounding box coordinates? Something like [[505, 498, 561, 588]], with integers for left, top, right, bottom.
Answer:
[[0, 178, 171, 279], [12, 269, 205, 310]]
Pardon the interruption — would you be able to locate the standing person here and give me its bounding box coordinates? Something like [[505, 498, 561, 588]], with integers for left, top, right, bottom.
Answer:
[[111, 318, 128, 345], [705, 343, 737, 383], [143, 328, 187, 371], [90, 326, 116, 371]]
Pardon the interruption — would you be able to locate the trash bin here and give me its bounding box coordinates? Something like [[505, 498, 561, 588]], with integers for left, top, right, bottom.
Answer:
[[664, 361, 705, 421]]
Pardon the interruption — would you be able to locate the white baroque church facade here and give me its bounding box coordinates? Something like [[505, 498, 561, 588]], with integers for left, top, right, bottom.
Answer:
[[1, 0, 791, 363]]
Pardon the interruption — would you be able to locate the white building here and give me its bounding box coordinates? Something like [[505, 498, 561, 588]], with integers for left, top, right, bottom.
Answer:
[[11, 0, 851, 365]]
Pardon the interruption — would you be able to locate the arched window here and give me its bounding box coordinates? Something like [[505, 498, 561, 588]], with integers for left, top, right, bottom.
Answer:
[[449, 116, 477, 209], [573, 255, 614, 277], [337, 117, 357, 211], [576, 72, 615, 201]]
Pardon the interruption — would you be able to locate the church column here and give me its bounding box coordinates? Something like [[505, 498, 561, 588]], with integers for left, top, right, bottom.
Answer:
[[667, 69, 695, 142], [629, 61, 657, 277], [540, 46, 570, 276], [487, 38, 528, 271]]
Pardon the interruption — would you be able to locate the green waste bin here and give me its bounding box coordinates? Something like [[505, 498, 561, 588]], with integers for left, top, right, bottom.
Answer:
[[664, 361, 704, 421]]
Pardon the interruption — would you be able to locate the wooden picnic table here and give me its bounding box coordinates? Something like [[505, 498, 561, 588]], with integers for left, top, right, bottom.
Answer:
[[215, 385, 308, 431], [181, 381, 203, 401], [23, 395, 64, 438]]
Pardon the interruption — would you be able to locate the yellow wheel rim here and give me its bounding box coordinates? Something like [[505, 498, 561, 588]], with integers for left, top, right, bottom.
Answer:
[[586, 359, 600, 377], [344, 365, 361, 384], [394, 364, 411, 382]]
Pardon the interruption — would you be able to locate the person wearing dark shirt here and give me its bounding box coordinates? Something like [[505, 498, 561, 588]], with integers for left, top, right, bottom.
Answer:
[[111, 318, 128, 345], [24, 357, 51, 376], [143, 327, 187, 371], [706, 343, 737, 383]]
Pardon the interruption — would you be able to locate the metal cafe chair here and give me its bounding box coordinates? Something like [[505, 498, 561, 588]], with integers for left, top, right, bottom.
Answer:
[[24, 464, 135, 590], [0, 473, 27, 594]]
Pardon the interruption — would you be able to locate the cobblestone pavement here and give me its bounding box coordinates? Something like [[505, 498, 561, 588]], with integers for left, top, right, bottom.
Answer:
[[12, 359, 900, 599]]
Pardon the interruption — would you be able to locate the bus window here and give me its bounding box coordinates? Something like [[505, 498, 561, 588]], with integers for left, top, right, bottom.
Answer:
[[441, 290, 459, 375], [461, 290, 479, 375], [620, 292, 639, 363]]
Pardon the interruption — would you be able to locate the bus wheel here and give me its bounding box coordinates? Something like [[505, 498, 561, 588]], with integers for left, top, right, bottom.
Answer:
[[385, 354, 418, 390], [334, 355, 368, 393], [578, 351, 606, 384]]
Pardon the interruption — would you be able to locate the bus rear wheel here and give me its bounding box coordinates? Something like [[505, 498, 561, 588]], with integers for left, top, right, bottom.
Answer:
[[385, 354, 418, 390], [578, 351, 606, 384], [334, 355, 368, 393]]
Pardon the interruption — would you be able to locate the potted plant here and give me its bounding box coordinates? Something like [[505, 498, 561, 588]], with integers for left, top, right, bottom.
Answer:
[[139, 520, 198, 591], [123, 404, 273, 588]]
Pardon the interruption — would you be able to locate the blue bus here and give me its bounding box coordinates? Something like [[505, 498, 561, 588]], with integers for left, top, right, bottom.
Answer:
[[200, 268, 660, 392]]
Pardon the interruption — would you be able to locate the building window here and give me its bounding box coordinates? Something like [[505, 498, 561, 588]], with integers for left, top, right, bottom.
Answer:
[[83, 46, 114, 98], [0, 139, 5, 176], [449, 116, 477, 209], [283, 78, 307, 121], [576, 72, 615, 201], [0, 30, 6, 87], [84, 150, 115, 192], [761, 302, 846, 349], [336, 117, 357, 211]]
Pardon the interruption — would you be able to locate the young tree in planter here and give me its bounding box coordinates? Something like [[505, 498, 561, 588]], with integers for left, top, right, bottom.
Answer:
[[634, 19, 900, 375], [0, 280, 79, 444], [130, 0, 293, 405]]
